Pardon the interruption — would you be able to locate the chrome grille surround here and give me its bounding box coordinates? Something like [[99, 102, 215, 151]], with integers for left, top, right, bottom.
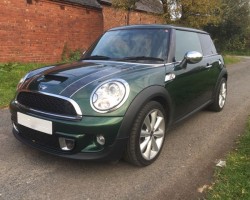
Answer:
[[16, 91, 82, 120]]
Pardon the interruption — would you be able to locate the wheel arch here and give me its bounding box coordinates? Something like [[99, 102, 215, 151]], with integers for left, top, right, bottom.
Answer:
[[212, 68, 228, 98], [222, 70, 228, 80], [116, 85, 174, 139]]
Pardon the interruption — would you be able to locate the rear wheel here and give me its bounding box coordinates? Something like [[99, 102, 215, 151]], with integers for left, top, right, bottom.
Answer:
[[124, 101, 167, 166], [209, 78, 227, 112]]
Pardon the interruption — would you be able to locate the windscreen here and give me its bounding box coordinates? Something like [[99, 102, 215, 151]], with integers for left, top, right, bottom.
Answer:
[[85, 28, 169, 62]]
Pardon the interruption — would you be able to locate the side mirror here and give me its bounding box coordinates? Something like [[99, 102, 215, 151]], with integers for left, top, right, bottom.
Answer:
[[177, 51, 203, 69], [185, 51, 203, 64]]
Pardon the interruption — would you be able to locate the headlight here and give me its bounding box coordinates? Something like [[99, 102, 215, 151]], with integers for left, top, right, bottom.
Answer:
[[90, 79, 130, 113], [17, 73, 30, 90]]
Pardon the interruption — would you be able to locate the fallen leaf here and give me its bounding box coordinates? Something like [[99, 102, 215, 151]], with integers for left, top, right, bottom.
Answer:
[[197, 184, 209, 193], [216, 160, 226, 167]]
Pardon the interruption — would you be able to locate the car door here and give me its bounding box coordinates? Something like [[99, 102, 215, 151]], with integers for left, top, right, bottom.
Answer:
[[198, 33, 222, 100], [165, 29, 210, 121]]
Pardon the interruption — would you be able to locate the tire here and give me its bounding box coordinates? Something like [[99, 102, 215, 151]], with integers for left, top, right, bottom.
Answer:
[[124, 101, 167, 166], [209, 78, 227, 112]]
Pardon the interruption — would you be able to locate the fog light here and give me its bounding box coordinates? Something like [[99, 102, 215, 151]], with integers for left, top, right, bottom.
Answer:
[[59, 137, 75, 151], [96, 134, 105, 145]]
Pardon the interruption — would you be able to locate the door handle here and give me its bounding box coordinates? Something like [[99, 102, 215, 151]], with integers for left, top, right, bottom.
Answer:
[[205, 63, 212, 68]]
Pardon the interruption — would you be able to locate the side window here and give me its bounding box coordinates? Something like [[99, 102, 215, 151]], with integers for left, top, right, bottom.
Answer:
[[175, 30, 202, 61], [199, 34, 217, 56]]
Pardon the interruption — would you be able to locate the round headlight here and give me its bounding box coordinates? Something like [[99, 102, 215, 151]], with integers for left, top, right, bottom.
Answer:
[[91, 79, 130, 113]]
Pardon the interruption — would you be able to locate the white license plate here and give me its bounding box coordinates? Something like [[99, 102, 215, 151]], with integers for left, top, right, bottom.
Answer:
[[17, 112, 52, 135]]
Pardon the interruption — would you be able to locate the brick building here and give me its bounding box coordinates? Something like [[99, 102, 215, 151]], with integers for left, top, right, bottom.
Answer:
[[101, 0, 163, 30], [0, 0, 163, 63]]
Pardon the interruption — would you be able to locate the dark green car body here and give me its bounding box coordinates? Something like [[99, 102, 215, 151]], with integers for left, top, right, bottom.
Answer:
[[10, 25, 227, 163]]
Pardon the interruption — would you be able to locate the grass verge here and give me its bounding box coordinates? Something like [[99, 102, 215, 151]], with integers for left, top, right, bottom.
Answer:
[[207, 118, 250, 200], [0, 63, 45, 108], [223, 55, 241, 65], [224, 50, 250, 57]]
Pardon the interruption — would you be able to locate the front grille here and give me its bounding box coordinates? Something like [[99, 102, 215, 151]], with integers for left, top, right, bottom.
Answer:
[[17, 92, 77, 116], [18, 125, 60, 150]]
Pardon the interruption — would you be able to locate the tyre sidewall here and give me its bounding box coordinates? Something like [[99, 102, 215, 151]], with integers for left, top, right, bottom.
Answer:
[[129, 101, 167, 166]]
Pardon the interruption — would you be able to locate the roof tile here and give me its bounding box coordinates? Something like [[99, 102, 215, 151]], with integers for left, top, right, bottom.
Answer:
[[100, 0, 163, 14]]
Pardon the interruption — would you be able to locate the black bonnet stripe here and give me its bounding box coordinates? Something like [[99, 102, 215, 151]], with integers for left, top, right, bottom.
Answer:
[[60, 67, 123, 97]]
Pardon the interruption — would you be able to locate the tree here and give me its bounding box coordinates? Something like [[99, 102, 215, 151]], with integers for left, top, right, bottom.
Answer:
[[160, 0, 222, 28], [205, 0, 250, 51], [110, 0, 250, 51], [113, 0, 222, 28]]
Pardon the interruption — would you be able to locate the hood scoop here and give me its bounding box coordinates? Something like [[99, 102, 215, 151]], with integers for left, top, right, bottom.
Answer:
[[41, 74, 68, 85], [36, 74, 69, 93]]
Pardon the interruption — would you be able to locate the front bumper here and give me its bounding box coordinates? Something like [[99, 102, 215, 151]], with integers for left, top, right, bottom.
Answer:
[[10, 101, 128, 161], [13, 128, 127, 161]]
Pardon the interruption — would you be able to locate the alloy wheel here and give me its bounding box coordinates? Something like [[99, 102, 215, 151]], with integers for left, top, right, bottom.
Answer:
[[139, 109, 165, 160], [219, 82, 227, 108]]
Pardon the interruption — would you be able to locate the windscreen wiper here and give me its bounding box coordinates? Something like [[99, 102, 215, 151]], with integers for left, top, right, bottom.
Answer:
[[118, 56, 164, 61], [82, 55, 111, 60]]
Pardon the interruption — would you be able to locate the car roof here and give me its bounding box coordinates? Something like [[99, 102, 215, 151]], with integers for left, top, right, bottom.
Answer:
[[109, 24, 208, 34]]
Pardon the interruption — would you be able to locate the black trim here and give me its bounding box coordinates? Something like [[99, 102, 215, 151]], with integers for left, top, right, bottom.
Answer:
[[174, 26, 208, 34], [109, 24, 208, 34], [211, 67, 228, 101], [168, 28, 176, 63], [117, 85, 173, 139], [173, 100, 212, 125]]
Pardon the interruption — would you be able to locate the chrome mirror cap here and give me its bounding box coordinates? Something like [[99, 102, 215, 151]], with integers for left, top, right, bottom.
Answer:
[[185, 51, 203, 64]]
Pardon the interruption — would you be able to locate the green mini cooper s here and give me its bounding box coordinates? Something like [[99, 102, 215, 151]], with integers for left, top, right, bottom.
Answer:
[[10, 25, 228, 166]]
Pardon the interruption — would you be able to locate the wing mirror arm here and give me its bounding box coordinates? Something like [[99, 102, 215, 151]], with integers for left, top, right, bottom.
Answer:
[[179, 57, 188, 69]]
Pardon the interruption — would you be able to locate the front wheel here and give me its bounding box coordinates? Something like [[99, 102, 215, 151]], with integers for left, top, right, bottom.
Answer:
[[209, 78, 227, 112], [124, 101, 167, 166]]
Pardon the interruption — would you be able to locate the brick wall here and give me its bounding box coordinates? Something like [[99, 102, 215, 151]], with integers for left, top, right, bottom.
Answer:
[[0, 1, 163, 63], [0, 0, 103, 63], [102, 5, 164, 31]]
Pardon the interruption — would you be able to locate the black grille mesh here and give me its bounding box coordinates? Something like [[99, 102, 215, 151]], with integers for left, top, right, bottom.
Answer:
[[18, 125, 60, 150], [17, 92, 77, 116]]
